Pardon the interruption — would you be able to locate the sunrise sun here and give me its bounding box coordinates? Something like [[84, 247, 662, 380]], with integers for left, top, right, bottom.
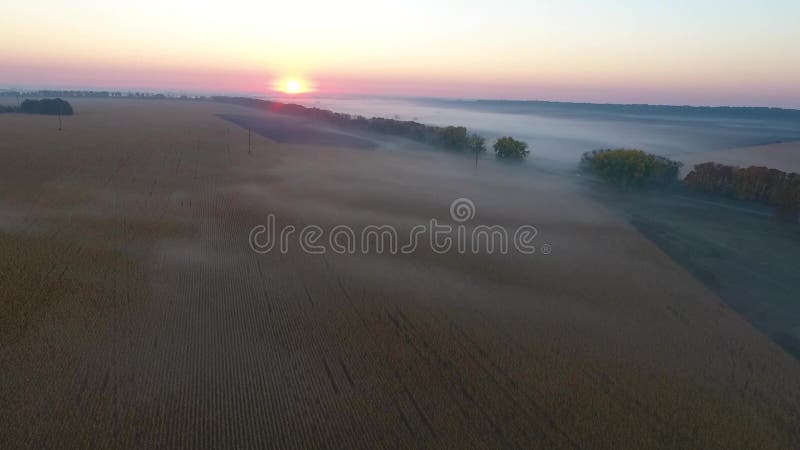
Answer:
[[274, 77, 311, 94]]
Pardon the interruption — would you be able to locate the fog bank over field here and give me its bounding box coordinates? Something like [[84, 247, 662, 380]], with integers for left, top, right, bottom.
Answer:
[[279, 96, 800, 169]]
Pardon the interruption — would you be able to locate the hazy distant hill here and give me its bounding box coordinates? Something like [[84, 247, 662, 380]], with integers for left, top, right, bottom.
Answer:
[[419, 98, 800, 122]]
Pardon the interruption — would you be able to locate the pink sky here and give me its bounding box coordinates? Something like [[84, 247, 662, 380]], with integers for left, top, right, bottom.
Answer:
[[2, 1, 799, 108]]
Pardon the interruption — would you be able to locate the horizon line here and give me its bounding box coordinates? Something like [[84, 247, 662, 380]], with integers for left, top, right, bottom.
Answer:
[[2, 86, 799, 112]]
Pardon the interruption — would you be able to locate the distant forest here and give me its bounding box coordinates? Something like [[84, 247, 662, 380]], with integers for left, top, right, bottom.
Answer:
[[23, 98, 73, 115], [0, 90, 174, 99], [1, 98, 74, 115]]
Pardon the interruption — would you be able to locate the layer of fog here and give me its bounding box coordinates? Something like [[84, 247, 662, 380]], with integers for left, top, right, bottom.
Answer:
[[276, 96, 800, 171]]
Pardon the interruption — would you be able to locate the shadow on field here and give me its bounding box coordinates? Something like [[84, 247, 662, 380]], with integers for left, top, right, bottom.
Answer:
[[585, 180, 800, 358], [219, 113, 378, 150]]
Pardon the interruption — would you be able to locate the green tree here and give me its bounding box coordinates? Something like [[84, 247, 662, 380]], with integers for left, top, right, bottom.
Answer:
[[773, 174, 800, 223], [582, 149, 681, 187], [19, 98, 73, 115], [493, 137, 529, 160], [437, 126, 469, 149], [467, 133, 487, 167]]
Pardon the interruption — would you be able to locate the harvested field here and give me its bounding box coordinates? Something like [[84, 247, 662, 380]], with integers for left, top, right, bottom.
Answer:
[[1, 98, 799, 448]]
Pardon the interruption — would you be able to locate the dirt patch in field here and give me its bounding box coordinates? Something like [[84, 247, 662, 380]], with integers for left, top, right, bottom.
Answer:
[[219, 113, 378, 150]]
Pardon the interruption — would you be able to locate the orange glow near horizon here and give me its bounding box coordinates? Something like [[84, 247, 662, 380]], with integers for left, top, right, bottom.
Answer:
[[2, 2, 799, 107], [273, 77, 313, 95]]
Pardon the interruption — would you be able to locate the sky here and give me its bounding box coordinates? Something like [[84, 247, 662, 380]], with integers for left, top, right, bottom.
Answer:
[[2, 0, 799, 107]]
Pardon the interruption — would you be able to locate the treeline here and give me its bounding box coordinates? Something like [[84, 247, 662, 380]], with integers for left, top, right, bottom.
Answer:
[[0, 98, 74, 115], [685, 163, 800, 218], [580, 149, 682, 187], [0, 90, 186, 99], [19, 98, 74, 115], [213, 96, 529, 159], [581, 148, 799, 221]]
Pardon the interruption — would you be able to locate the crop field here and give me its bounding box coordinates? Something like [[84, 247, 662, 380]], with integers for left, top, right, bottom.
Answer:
[[1, 98, 800, 448]]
